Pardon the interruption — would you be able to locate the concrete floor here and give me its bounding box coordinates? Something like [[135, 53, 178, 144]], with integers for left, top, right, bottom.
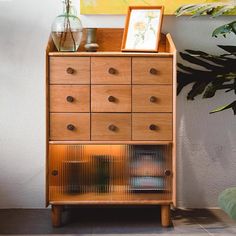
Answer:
[[0, 207, 235, 235]]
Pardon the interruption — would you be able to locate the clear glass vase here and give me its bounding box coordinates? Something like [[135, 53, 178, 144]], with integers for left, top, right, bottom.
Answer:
[[51, 0, 83, 52]]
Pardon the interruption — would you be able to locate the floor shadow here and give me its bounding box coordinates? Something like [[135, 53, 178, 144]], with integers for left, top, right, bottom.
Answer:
[[0, 208, 231, 235]]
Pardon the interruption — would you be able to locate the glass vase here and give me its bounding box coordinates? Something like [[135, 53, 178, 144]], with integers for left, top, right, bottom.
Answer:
[[51, 0, 83, 52]]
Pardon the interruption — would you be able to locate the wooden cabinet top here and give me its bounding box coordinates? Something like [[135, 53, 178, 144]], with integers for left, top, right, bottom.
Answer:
[[47, 28, 176, 57]]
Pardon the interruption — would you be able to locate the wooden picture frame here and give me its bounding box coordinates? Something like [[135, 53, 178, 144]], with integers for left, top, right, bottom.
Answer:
[[121, 6, 164, 52]]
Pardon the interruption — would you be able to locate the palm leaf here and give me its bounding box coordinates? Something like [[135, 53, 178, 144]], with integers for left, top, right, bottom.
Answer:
[[210, 101, 236, 114], [175, 3, 236, 16], [212, 21, 236, 38], [211, 5, 236, 17]]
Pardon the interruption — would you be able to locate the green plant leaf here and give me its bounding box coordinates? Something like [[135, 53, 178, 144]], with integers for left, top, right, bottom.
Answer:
[[211, 5, 236, 17], [210, 101, 236, 114], [175, 4, 206, 16], [175, 3, 236, 16]]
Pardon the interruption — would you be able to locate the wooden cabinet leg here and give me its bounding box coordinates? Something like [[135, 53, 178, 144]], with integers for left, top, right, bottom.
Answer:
[[161, 205, 171, 227], [51, 205, 63, 227]]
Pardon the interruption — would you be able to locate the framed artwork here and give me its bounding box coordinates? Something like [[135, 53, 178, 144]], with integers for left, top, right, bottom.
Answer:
[[121, 6, 164, 52], [80, 0, 216, 15]]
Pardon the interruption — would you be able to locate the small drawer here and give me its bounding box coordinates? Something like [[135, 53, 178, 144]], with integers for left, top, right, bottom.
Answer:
[[50, 85, 90, 112], [132, 57, 172, 84], [50, 57, 90, 84], [91, 85, 131, 112], [132, 85, 172, 112], [50, 113, 90, 141], [91, 57, 131, 84], [91, 113, 131, 141], [132, 114, 172, 141]]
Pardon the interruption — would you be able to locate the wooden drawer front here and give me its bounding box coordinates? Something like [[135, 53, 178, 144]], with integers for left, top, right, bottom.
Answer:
[[50, 113, 90, 141], [132, 114, 172, 141], [50, 85, 90, 112], [132, 85, 172, 112], [91, 57, 131, 84], [132, 57, 172, 84], [91, 85, 131, 112], [50, 57, 90, 84], [91, 113, 131, 140]]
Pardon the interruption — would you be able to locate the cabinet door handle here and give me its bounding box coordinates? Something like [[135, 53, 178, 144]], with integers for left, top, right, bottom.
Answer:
[[150, 96, 157, 103], [66, 96, 74, 103], [67, 124, 75, 131], [66, 67, 75, 74], [108, 124, 117, 132], [149, 124, 157, 131], [108, 67, 116, 75], [51, 170, 58, 176], [165, 170, 172, 176], [150, 68, 157, 75], [108, 96, 116, 102]]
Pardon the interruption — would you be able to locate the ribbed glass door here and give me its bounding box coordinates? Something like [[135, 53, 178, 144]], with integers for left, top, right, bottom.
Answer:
[[49, 144, 172, 203]]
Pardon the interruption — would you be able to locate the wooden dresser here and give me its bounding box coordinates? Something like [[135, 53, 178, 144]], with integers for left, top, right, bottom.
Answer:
[[46, 28, 177, 227]]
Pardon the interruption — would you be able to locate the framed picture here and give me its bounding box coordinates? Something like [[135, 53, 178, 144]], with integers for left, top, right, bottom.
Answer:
[[121, 6, 164, 52]]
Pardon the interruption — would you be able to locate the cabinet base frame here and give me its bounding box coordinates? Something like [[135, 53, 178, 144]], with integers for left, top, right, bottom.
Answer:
[[50, 204, 172, 228]]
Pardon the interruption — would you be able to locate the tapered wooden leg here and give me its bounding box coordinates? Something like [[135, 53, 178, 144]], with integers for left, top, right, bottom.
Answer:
[[51, 205, 63, 227], [161, 205, 170, 227]]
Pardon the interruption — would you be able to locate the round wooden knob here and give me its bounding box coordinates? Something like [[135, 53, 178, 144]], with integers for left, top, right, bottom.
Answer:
[[108, 67, 116, 75], [66, 67, 75, 74], [150, 96, 157, 103], [66, 96, 74, 103], [150, 68, 157, 75], [108, 96, 116, 102], [149, 124, 157, 131], [108, 124, 117, 132], [165, 170, 172, 176], [67, 124, 75, 131], [51, 170, 58, 176]]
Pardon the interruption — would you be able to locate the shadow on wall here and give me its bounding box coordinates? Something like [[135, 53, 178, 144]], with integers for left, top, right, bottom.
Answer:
[[176, 46, 236, 208]]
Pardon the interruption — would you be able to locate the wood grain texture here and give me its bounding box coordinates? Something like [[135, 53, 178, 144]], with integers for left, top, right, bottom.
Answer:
[[49, 141, 172, 145], [50, 113, 90, 141], [91, 113, 131, 141], [51, 205, 63, 227], [46, 31, 177, 210], [45, 37, 55, 207], [49, 51, 173, 57], [91, 85, 131, 112], [171, 34, 177, 207], [132, 85, 173, 112], [132, 57, 172, 84], [48, 29, 168, 55], [50, 200, 173, 205], [161, 205, 171, 227], [50, 85, 90, 112], [50, 57, 90, 85], [91, 57, 131, 84], [132, 113, 173, 141]]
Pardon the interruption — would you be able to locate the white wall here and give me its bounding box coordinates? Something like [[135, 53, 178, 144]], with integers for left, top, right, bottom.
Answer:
[[0, 0, 235, 208]]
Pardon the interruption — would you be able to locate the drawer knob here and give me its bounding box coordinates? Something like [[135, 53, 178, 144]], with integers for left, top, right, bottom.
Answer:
[[150, 68, 158, 75], [51, 170, 58, 176], [165, 170, 172, 176], [108, 124, 117, 132], [108, 67, 116, 75], [66, 96, 74, 103], [150, 96, 157, 103], [108, 95, 116, 103], [67, 124, 75, 131], [149, 124, 157, 131], [66, 67, 75, 74]]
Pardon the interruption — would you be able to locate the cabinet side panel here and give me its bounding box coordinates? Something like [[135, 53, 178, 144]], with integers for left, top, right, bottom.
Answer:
[[172, 48, 177, 207]]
